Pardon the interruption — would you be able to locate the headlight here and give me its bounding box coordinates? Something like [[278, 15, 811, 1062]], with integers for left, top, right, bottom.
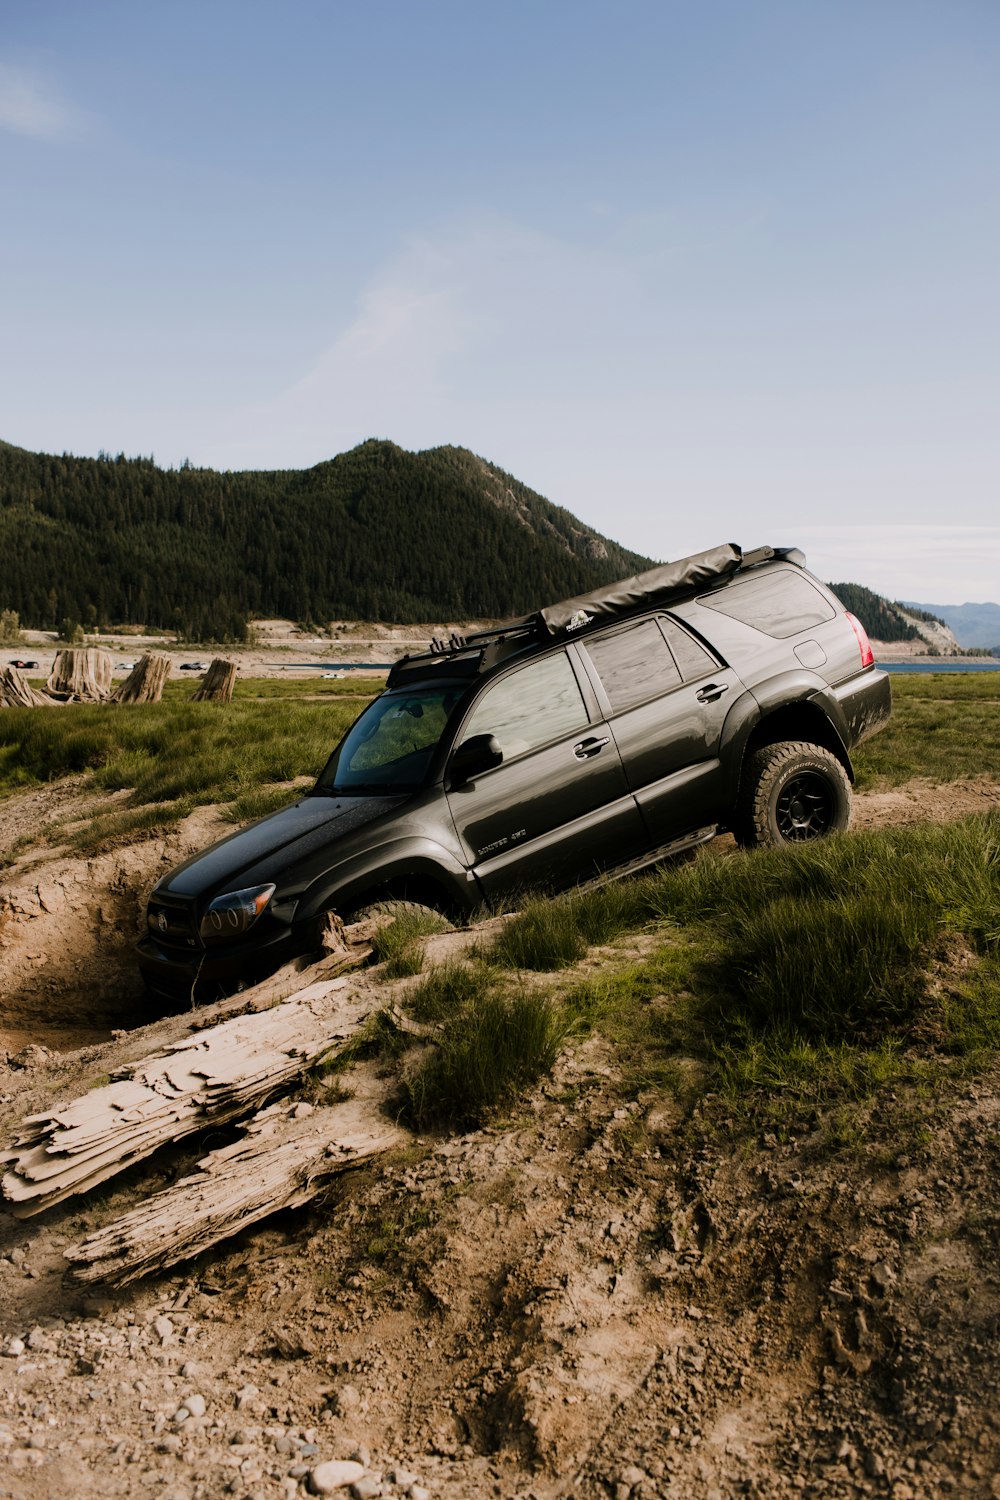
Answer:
[[199, 884, 275, 941]]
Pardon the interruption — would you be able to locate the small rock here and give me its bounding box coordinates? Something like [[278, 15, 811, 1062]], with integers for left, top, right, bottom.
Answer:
[[309, 1459, 366, 1493], [183, 1393, 206, 1418], [333, 1384, 361, 1415], [409, 1489, 431, 1500], [158, 1434, 182, 1454], [350, 1479, 381, 1500], [153, 1315, 174, 1343], [4, 1338, 25, 1358]]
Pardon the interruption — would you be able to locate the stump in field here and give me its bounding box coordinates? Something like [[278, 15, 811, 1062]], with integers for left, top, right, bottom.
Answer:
[[0, 665, 52, 708], [190, 657, 237, 703], [110, 653, 171, 704], [47, 648, 112, 702]]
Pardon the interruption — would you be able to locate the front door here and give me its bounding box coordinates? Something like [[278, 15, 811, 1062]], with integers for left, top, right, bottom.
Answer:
[[446, 649, 646, 899]]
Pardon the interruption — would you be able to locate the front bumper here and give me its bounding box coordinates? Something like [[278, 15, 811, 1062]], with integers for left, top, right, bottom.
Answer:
[[137, 922, 297, 1002]]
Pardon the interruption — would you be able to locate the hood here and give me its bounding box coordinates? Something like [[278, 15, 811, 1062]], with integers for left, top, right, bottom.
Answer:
[[157, 793, 404, 901]]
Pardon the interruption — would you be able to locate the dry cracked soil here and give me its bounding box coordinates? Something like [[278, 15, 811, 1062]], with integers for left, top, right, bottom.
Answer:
[[1, 776, 999, 1500]]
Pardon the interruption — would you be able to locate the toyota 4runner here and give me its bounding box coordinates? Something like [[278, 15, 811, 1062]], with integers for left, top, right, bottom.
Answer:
[[138, 542, 891, 1000]]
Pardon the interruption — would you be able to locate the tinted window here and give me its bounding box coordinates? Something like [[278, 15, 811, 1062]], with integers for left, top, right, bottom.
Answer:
[[698, 570, 835, 638], [585, 620, 680, 712], [660, 619, 718, 679], [461, 652, 587, 759], [317, 685, 466, 791]]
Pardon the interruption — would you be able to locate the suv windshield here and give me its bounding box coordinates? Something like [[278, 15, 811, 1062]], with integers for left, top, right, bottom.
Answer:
[[315, 684, 467, 793]]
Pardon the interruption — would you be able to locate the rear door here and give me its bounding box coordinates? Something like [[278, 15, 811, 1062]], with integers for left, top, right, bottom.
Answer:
[[579, 615, 744, 844], [446, 648, 647, 899]]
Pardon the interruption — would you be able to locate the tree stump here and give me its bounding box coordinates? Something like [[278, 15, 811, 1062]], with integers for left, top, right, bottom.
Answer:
[[110, 653, 171, 704], [47, 648, 112, 702], [190, 657, 238, 702], [0, 665, 52, 708]]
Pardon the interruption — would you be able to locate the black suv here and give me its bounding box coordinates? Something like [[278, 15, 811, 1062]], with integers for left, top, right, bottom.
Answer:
[[138, 543, 891, 999]]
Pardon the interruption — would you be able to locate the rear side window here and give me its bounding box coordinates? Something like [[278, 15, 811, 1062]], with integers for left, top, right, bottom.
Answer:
[[584, 619, 680, 712], [698, 569, 835, 638], [461, 650, 587, 759], [659, 619, 718, 679]]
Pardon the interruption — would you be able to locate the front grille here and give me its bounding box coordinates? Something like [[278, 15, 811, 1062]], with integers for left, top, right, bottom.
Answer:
[[147, 897, 201, 949]]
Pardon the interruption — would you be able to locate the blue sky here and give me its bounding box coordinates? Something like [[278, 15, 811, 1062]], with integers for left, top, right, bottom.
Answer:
[[2, 0, 998, 602]]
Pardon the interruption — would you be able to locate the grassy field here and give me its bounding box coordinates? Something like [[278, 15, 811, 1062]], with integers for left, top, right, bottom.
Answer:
[[0, 676, 385, 848], [853, 672, 1000, 785], [2, 668, 999, 1141], [0, 669, 997, 852]]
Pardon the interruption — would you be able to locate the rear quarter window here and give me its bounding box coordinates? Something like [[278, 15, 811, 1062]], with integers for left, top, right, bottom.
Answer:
[[697, 569, 835, 639]]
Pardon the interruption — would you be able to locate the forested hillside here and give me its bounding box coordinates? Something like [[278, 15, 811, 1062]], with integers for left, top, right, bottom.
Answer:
[[0, 440, 651, 639], [828, 581, 934, 643]]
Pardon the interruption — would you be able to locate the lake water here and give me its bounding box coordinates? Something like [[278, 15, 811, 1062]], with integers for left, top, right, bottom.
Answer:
[[880, 660, 1000, 674]]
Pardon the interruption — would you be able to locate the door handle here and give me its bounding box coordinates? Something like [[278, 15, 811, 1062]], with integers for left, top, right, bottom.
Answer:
[[696, 683, 729, 703], [574, 736, 610, 759]]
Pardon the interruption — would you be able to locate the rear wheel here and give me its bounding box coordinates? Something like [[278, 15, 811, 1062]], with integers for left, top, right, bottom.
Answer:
[[734, 740, 851, 849]]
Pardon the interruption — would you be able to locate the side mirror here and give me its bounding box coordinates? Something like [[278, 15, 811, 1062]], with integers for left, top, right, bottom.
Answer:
[[448, 733, 503, 788]]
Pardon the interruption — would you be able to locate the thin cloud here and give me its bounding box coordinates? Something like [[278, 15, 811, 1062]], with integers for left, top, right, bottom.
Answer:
[[0, 62, 88, 142]]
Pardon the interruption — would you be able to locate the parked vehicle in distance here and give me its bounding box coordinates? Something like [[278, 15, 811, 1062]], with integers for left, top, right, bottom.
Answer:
[[179, 661, 209, 671], [8, 659, 38, 670], [139, 542, 891, 1001]]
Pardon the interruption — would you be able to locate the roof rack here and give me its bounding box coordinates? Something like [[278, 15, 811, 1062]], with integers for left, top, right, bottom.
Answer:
[[386, 541, 803, 686]]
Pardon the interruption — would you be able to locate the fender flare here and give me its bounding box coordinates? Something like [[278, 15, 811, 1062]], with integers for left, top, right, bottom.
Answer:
[[293, 836, 477, 923]]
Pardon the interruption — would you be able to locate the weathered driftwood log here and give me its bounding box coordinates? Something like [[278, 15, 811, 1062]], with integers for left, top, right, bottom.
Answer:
[[110, 652, 171, 704], [64, 1097, 405, 1285], [0, 975, 377, 1217], [47, 647, 112, 702], [0, 665, 52, 708], [190, 657, 237, 702]]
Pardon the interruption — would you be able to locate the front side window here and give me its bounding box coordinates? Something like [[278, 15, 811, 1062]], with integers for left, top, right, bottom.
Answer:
[[584, 619, 680, 712], [460, 651, 588, 760], [316, 685, 466, 792]]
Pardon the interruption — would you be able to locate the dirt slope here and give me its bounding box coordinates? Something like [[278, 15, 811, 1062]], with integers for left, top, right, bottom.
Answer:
[[1, 780, 999, 1499]]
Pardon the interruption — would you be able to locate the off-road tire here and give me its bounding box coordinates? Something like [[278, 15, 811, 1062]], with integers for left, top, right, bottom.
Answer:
[[734, 740, 851, 849], [348, 899, 453, 930]]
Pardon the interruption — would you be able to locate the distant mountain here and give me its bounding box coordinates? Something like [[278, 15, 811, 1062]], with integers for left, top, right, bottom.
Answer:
[[828, 583, 971, 653], [0, 439, 653, 639], [903, 601, 1000, 652]]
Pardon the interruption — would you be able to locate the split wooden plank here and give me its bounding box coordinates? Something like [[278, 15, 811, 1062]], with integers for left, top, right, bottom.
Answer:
[[64, 1096, 406, 1285], [0, 976, 378, 1217]]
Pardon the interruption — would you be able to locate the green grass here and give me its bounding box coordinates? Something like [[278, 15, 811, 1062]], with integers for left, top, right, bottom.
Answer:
[[369, 908, 451, 978], [853, 674, 1000, 787], [558, 815, 1000, 1132], [402, 984, 567, 1130], [406, 958, 493, 1021], [482, 879, 661, 970], [0, 689, 376, 849]]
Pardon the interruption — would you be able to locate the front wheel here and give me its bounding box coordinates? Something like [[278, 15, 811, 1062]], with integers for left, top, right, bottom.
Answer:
[[734, 741, 851, 849]]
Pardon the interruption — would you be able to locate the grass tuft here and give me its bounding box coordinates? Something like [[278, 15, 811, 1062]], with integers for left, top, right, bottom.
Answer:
[[402, 986, 567, 1130], [371, 909, 450, 978], [406, 958, 493, 1021]]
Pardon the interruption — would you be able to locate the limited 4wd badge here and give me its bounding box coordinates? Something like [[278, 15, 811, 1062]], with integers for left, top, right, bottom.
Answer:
[[478, 827, 527, 859]]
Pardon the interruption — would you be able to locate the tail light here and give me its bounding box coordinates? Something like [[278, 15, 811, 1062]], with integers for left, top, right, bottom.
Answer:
[[845, 612, 875, 668]]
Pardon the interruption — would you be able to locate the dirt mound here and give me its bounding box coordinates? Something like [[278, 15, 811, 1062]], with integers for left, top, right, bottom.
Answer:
[[0, 778, 999, 1497]]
